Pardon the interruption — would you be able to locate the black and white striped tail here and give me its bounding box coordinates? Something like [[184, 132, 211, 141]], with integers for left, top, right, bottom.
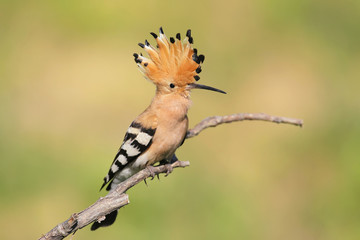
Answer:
[[100, 121, 156, 191]]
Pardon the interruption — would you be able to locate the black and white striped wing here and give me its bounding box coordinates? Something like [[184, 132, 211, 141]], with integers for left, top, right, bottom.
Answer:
[[100, 122, 156, 191]]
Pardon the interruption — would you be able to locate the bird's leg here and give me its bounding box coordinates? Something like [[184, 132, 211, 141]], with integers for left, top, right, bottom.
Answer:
[[164, 154, 179, 177], [170, 154, 179, 163], [148, 154, 179, 181], [158, 159, 168, 165], [154, 160, 168, 180]]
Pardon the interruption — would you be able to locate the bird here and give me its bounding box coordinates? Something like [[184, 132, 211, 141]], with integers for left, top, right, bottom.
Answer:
[[91, 27, 226, 231]]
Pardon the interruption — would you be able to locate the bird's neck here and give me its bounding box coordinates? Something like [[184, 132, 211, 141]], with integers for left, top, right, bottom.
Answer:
[[150, 91, 192, 120]]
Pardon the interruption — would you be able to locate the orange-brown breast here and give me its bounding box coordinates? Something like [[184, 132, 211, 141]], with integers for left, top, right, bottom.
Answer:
[[135, 92, 191, 166]]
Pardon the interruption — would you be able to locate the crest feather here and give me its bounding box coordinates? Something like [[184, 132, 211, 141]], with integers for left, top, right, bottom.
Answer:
[[133, 28, 204, 86]]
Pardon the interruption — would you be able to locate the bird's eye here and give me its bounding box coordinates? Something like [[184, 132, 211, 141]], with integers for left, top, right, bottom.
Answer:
[[169, 83, 175, 88]]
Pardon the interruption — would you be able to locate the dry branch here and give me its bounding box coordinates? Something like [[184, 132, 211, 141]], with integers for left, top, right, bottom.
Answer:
[[39, 112, 303, 240], [39, 161, 189, 240], [186, 113, 303, 138]]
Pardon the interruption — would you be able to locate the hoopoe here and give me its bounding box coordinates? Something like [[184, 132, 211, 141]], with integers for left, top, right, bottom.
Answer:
[[91, 27, 226, 230]]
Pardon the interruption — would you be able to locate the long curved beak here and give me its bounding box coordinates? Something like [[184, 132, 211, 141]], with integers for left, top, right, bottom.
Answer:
[[188, 83, 226, 94]]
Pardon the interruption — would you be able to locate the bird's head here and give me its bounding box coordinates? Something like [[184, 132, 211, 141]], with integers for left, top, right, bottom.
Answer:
[[133, 27, 226, 97]]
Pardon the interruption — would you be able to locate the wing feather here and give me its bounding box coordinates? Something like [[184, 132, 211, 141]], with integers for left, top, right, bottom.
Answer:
[[100, 121, 156, 190]]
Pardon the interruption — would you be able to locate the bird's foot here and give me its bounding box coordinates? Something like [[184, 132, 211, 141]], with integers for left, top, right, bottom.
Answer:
[[164, 163, 174, 177], [146, 165, 157, 180], [160, 154, 178, 177]]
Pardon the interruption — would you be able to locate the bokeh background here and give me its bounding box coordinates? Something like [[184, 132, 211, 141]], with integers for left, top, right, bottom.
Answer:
[[1, 0, 360, 239]]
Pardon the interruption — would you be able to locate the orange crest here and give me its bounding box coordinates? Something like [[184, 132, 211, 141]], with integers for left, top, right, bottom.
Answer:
[[133, 27, 204, 87]]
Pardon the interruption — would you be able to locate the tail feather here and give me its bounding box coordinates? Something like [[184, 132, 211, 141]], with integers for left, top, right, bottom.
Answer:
[[91, 210, 118, 231]]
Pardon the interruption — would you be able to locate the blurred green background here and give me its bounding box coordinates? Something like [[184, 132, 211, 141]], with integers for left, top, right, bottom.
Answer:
[[1, 0, 360, 239]]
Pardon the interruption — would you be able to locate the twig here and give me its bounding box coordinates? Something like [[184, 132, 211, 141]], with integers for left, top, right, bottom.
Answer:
[[39, 112, 303, 239], [186, 113, 303, 138]]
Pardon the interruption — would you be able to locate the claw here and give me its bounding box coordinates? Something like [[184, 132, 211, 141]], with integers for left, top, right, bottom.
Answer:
[[146, 165, 157, 180], [144, 178, 148, 186], [164, 164, 173, 177]]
